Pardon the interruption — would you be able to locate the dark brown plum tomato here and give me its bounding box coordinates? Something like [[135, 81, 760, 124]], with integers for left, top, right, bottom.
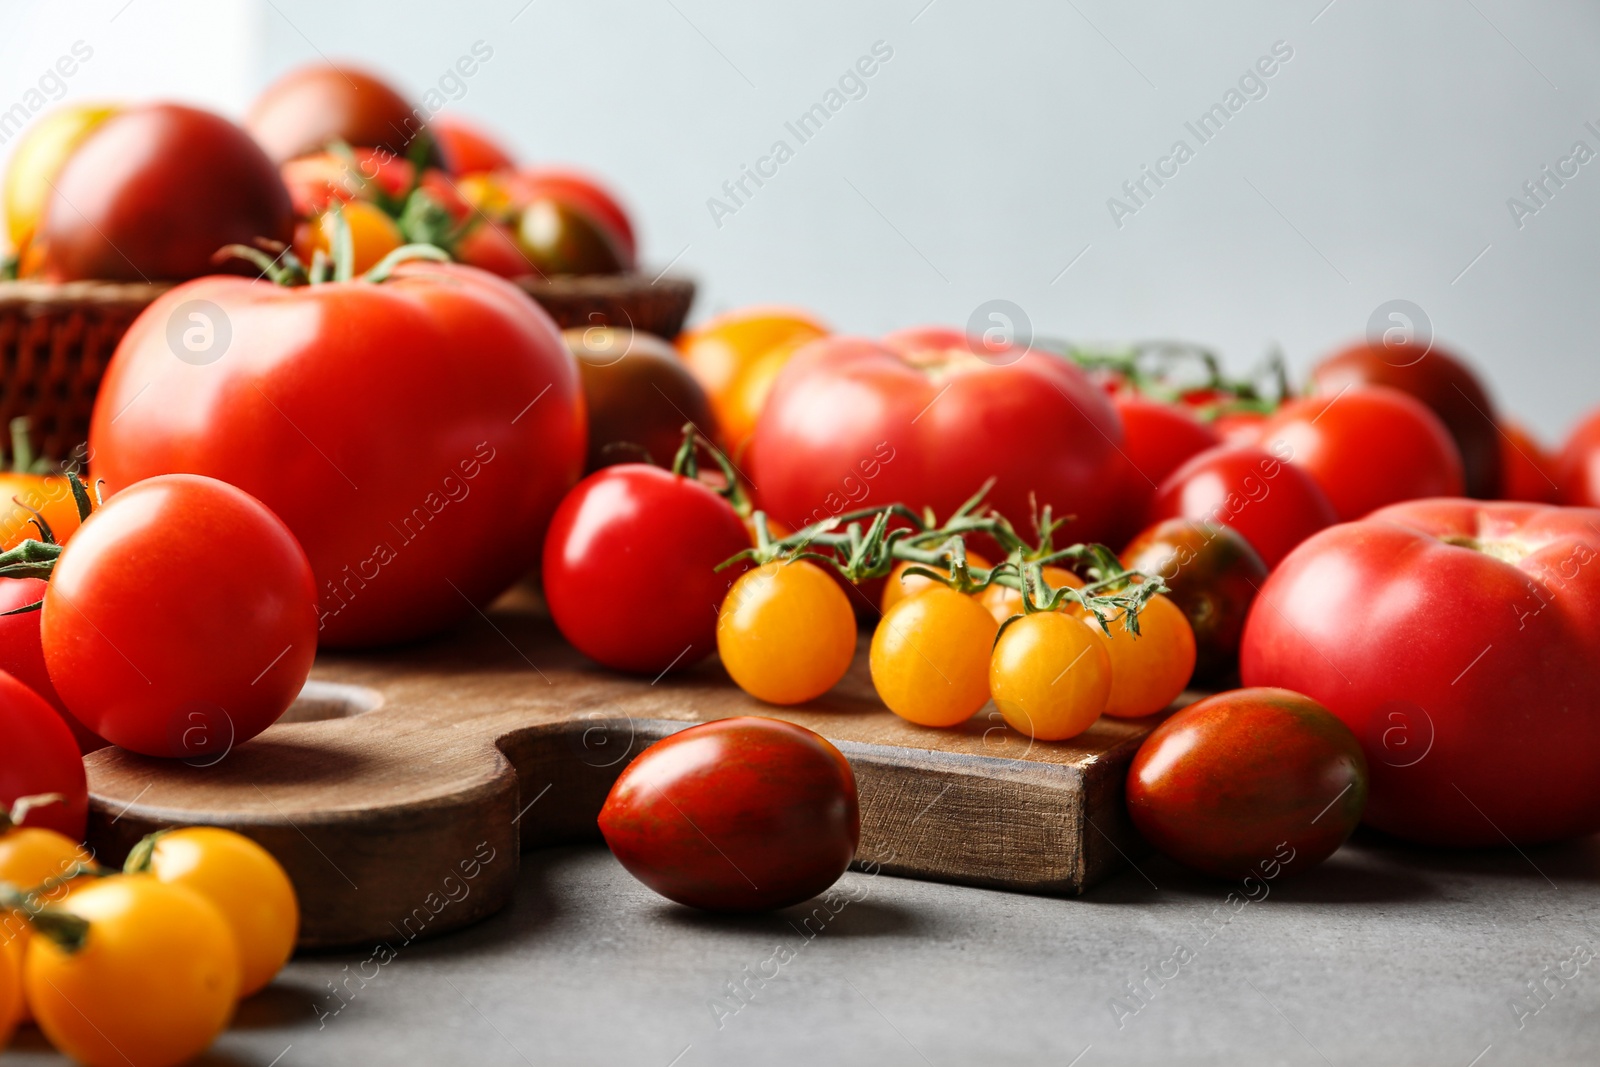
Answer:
[[1122, 519, 1267, 686], [39, 104, 293, 282], [247, 63, 438, 166], [1310, 340, 1500, 498], [515, 197, 626, 277], [564, 327, 718, 471], [598, 717, 860, 911], [1127, 687, 1367, 879]]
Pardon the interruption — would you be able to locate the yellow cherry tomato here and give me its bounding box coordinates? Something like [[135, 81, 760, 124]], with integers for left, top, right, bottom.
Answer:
[[677, 307, 828, 452], [990, 611, 1112, 741], [0, 933, 21, 1052], [0, 825, 93, 1022], [130, 828, 299, 998], [977, 565, 1084, 624], [1097, 593, 1197, 718], [881, 551, 992, 615], [299, 199, 405, 275], [26, 876, 239, 1067], [718, 560, 857, 705], [4, 103, 120, 254], [871, 585, 998, 727]]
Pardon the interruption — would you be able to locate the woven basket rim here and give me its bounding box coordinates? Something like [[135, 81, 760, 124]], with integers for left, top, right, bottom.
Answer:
[[515, 271, 694, 297], [0, 279, 175, 309]]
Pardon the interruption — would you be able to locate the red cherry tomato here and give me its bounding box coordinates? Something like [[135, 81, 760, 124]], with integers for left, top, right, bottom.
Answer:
[[1148, 444, 1338, 569], [748, 333, 1124, 546], [1127, 687, 1367, 878], [598, 717, 859, 910], [247, 63, 431, 165], [38, 104, 292, 283], [1106, 395, 1222, 546], [542, 464, 752, 674], [89, 262, 585, 648], [1556, 407, 1600, 507], [1257, 386, 1464, 522], [508, 168, 636, 269], [1498, 420, 1560, 504], [1241, 499, 1600, 846], [1210, 409, 1270, 445], [454, 220, 531, 278], [1311, 340, 1500, 498], [42, 475, 318, 759], [433, 116, 516, 176], [0, 579, 104, 753], [0, 669, 87, 840]]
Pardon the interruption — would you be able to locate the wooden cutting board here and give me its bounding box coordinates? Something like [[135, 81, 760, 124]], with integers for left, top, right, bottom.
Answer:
[[83, 591, 1166, 949]]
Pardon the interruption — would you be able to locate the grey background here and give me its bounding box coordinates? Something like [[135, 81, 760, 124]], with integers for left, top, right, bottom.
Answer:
[[4, 0, 1600, 437]]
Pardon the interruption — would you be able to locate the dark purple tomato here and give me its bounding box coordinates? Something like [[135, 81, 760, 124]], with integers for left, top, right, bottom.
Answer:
[[598, 717, 859, 910], [39, 103, 293, 282], [1121, 519, 1268, 686], [1127, 687, 1367, 879], [541, 464, 751, 674], [564, 327, 717, 471], [515, 197, 625, 277]]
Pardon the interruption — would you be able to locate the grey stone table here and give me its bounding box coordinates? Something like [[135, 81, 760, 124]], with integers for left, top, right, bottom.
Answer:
[[11, 833, 1600, 1066]]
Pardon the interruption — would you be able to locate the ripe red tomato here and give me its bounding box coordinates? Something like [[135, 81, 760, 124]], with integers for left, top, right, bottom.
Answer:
[[0, 669, 87, 840], [433, 116, 516, 176], [247, 64, 430, 165], [508, 168, 636, 268], [1240, 498, 1600, 846], [88, 261, 585, 648], [1311, 340, 1500, 498], [1556, 407, 1600, 507], [42, 475, 318, 759], [747, 332, 1124, 545], [1498, 420, 1559, 504], [598, 717, 859, 910], [1148, 444, 1338, 569], [542, 465, 751, 674], [1127, 687, 1367, 878], [1257, 386, 1464, 522], [37, 104, 292, 283], [1106, 395, 1221, 546], [0, 579, 104, 753]]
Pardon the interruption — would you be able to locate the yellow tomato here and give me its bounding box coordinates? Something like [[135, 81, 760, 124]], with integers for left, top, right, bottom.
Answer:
[[0, 825, 93, 1022], [718, 560, 857, 705], [990, 612, 1112, 741], [26, 876, 239, 1067], [0, 473, 83, 551], [881, 551, 991, 615], [871, 586, 998, 727], [0, 934, 19, 1052], [3, 103, 119, 254], [677, 307, 828, 452], [299, 200, 404, 275], [1097, 593, 1197, 718], [977, 565, 1084, 624], [131, 828, 298, 998]]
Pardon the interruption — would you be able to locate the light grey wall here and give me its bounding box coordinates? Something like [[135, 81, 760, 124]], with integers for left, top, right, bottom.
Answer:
[[6, 0, 1599, 439]]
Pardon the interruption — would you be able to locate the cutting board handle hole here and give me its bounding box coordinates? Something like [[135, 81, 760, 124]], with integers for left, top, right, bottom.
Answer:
[[279, 680, 385, 723]]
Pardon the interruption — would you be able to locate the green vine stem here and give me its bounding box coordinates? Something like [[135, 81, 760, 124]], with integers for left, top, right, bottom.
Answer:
[[0, 880, 90, 954], [214, 209, 453, 288], [1034, 337, 1293, 416], [0, 793, 62, 833], [671, 426, 751, 514]]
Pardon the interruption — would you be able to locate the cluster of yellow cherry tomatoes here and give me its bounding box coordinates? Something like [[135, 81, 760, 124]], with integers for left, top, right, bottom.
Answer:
[[0, 799, 298, 1066], [715, 512, 1197, 740]]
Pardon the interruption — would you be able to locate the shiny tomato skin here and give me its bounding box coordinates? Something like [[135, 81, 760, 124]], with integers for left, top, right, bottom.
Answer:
[[433, 116, 516, 176], [542, 465, 751, 674], [1556, 407, 1600, 507], [1107, 396, 1222, 546], [1127, 687, 1367, 879], [1258, 386, 1464, 522], [0, 668, 87, 839], [1148, 444, 1338, 570], [89, 262, 585, 648], [1240, 499, 1600, 846], [247, 64, 430, 165], [509, 168, 636, 268], [1311, 340, 1500, 498], [748, 334, 1124, 545], [566, 328, 717, 470], [0, 579, 104, 753], [42, 475, 318, 759], [598, 717, 859, 911], [38, 104, 293, 283], [1498, 420, 1560, 503]]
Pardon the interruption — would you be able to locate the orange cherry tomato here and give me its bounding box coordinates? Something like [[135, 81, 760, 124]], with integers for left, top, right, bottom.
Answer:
[[129, 827, 299, 998], [0, 474, 81, 552], [871, 585, 998, 727], [677, 308, 828, 452], [718, 560, 857, 705], [881, 551, 991, 615], [0, 933, 19, 1052], [1097, 593, 1197, 718], [990, 611, 1112, 740], [296, 200, 404, 275], [26, 876, 239, 1067], [977, 565, 1084, 624], [0, 825, 92, 1023]]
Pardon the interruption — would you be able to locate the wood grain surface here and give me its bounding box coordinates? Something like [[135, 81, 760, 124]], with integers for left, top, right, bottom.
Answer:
[[83, 592, 1166, 949]]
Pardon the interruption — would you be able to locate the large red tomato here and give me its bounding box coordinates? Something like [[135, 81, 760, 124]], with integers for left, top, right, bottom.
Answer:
[[1311, 340, 1500, 498], [1107, 395, 1221, 546], [43, 475, 318, 759], [598, 717, 859, 910], [542, 464, 751, 674], [1240, 499, 1600, 846], [1257, 386, 1464, 521], [37, 104, 292, 283], [0, 669, 87, 840], [247, 63, 430, 165], [0, 579, 104, 753], [1147, 444, 1338, 569], [88, 262, 585, 648], [747, 331, 1124, 546], [1557, 407, 1600, 507]]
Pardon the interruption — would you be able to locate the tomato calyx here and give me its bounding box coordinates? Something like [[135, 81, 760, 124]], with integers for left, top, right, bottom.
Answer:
[[122, 829, 171, 875], [1042, 338, 1291, 415], [0, 470, 98, 610], [215, 207, 451, 287]]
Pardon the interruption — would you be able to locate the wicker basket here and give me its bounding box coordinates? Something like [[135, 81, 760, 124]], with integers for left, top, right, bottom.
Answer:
[[517, 271, 695, 339], [0, 280, 171, 461]]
